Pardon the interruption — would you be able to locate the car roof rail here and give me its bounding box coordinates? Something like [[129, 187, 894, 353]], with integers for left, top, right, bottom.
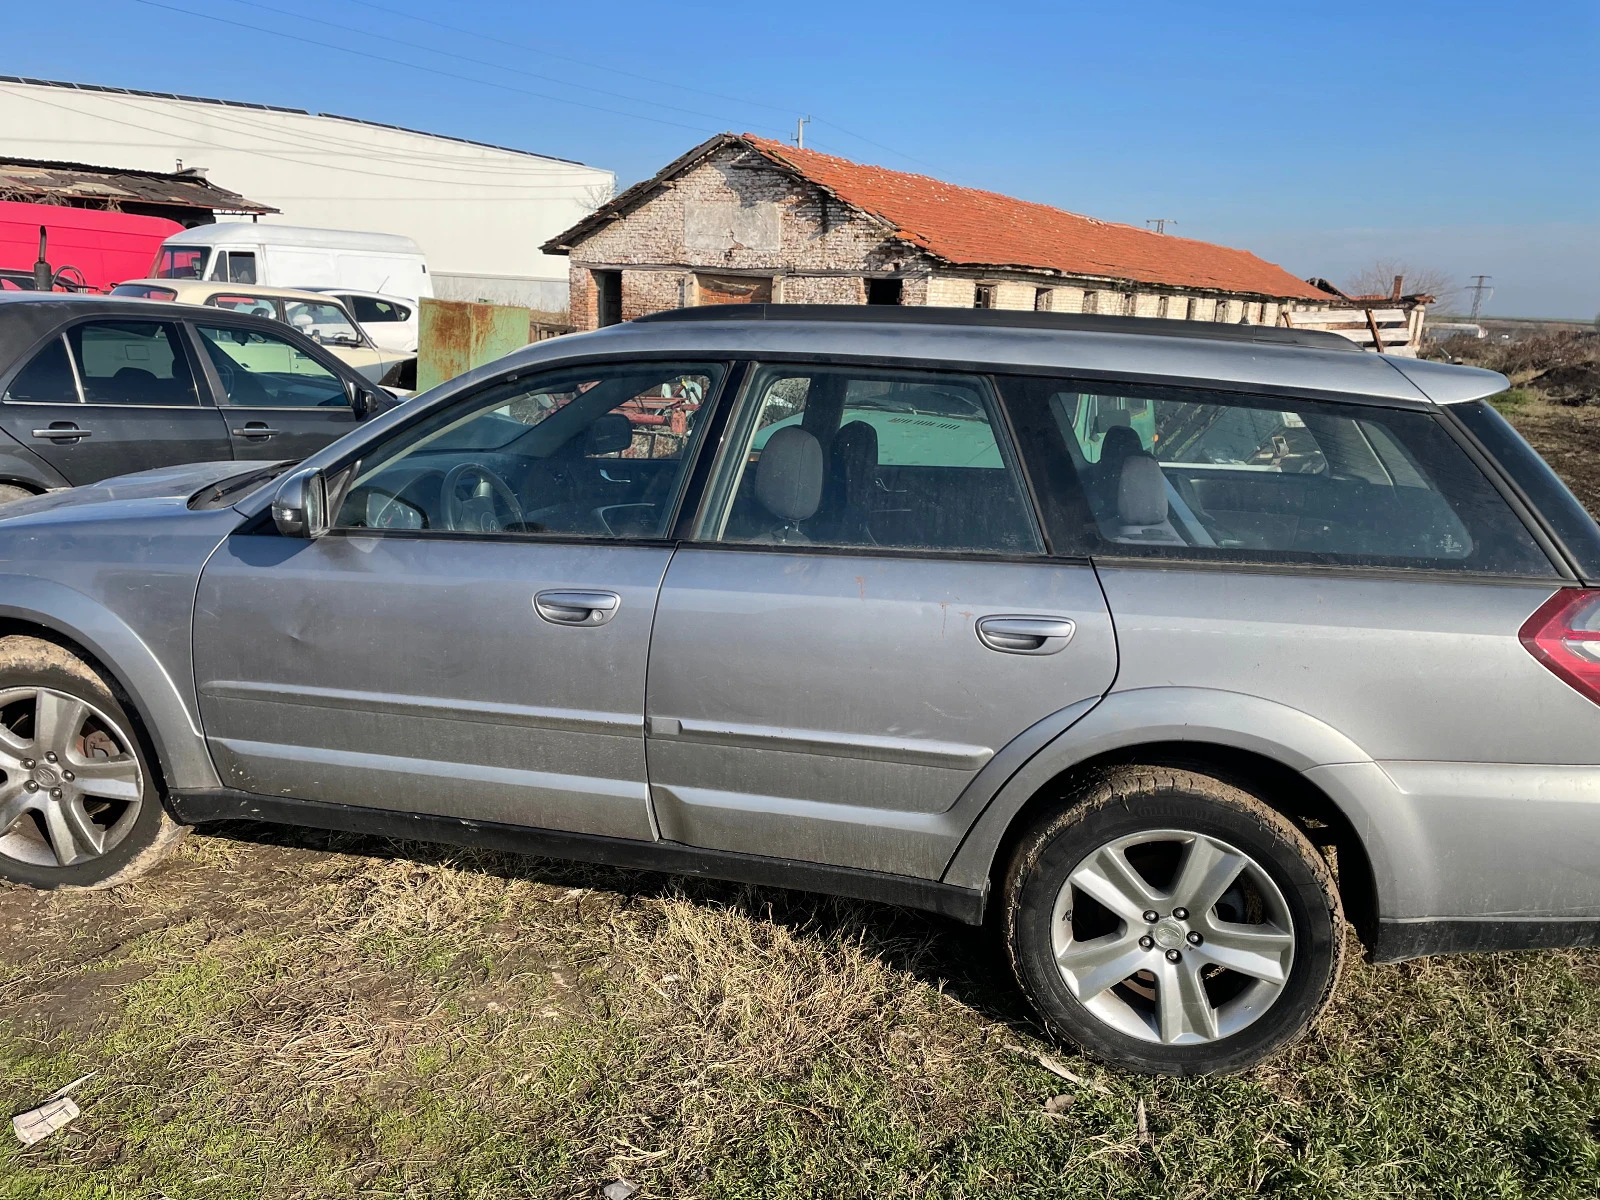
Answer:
[[630, 303, 1363, 352]]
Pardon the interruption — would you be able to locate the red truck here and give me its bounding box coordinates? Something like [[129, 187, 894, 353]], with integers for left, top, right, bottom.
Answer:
[[0, 201, 184, 293]]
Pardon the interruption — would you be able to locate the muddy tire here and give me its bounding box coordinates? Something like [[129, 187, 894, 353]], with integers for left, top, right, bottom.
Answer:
[[0, 636, 185, 890], [1003, 766, 1344, 1075]]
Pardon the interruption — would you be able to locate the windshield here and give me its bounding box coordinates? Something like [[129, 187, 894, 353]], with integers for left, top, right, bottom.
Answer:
[[150, 247, 209, 280], [283, 300, 363, 347]]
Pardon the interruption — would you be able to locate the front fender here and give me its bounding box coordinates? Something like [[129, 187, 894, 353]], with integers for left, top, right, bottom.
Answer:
[[0, 576, 219, 792], [939, 686, 1409, 900]]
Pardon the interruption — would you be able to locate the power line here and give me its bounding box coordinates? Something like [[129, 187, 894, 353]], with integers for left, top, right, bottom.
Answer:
[[125, 0, 732, 136], [314, 0, 947, 175], [3, 84, 610, 191], [216, 0, 793, 139]]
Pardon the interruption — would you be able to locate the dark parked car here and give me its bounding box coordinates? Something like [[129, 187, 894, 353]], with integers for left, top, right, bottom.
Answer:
[[0, 294, 390, 501]]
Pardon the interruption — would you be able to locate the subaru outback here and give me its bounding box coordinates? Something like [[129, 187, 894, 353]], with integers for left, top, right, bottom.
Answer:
[[0, 305, 1595, 1075]]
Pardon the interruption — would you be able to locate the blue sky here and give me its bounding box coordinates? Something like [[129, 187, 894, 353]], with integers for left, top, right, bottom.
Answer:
[[6, 0, 1598, 316]]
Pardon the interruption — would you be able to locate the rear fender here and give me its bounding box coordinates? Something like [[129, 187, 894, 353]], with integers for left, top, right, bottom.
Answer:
[[940, 686, 1411, 906]]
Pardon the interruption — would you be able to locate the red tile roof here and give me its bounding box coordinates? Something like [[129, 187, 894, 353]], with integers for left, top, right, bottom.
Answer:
[[741, 135, 1327, 301]]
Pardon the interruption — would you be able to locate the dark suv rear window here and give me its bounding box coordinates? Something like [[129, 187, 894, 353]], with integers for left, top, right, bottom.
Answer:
[[1001, 377, 1557, 576], [1451, 398, 1600, 581]]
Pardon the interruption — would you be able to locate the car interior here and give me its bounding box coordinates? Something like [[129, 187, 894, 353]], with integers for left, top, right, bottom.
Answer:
[[1053, 391, 1483, 562], [717, 371, 1042, 554], [333, 364, 718, 537]]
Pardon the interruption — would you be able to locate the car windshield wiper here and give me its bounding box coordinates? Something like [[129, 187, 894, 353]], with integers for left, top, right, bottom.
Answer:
[[189, 463, 296, 510]]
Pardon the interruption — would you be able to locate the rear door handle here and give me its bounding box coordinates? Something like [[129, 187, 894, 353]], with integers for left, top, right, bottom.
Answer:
[[976, 615, 1076, 655], [232, 422, 280, 438], [534, 589, 622, 626], [32, 425, 90, 440]]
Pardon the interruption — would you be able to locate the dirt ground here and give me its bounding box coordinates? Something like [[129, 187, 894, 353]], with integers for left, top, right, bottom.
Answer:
[[1, 399, 1599, 1199]]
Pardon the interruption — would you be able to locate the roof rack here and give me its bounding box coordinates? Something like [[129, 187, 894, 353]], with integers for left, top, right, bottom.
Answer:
[[631, 304, 1361, 352]]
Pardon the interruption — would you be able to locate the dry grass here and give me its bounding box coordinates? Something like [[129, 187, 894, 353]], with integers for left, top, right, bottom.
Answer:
[[1, 826, 1597, 1199]]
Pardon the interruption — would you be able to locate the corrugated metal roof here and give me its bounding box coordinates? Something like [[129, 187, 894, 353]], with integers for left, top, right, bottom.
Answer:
[[0, 156, 277, 214]]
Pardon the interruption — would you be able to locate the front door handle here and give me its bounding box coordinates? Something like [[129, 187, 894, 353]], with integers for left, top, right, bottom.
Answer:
[[976, 615, 1076, 655], [32, 424, 90, 441], [232, 422, 281, 438], [534, 589, 622, 627]]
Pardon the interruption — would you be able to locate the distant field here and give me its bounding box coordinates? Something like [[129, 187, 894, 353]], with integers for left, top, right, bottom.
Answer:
[[1, 405, 1597, 1200]]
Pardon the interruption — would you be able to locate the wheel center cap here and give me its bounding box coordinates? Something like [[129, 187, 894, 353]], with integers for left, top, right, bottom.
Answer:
[[1153, 919, 1185, 950], [32, 766, 58, 787]]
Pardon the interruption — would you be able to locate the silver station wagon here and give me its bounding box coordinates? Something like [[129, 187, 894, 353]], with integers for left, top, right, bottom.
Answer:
[[1, 305, 1597, 1075]]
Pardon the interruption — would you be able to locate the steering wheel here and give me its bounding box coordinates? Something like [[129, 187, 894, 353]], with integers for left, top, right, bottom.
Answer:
[[440, 462, 525, 533]]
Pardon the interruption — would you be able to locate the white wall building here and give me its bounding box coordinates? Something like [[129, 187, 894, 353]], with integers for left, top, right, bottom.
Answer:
[[0, 76, 615, 311]]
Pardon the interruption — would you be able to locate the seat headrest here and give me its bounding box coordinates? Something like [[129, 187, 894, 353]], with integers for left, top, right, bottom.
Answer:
[[1099, 424, 1145, 470], [834, 420, 878, 464], [755, 426, 824, 523], [1117, 453, 1168, 526]]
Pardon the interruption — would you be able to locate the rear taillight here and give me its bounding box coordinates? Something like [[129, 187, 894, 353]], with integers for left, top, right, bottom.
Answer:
[[1520, 589, 1600, 705]]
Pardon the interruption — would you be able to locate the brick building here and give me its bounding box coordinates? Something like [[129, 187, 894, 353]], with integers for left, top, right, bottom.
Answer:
[[544, 133, 1334, 332]]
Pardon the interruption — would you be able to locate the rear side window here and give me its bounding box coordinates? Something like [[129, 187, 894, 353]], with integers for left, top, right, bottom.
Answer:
[[3, 336, 78, 402], [1452, 398, 1600, 580], [350, 296, 406, 323], [65, 321, 199, 407], [705, 365, 1041, 554], [1001, 377, 1554, 576]]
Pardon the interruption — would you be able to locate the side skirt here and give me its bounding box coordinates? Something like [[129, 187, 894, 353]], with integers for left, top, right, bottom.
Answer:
[[168, 789, 988, 925], [1373, 916, 1600, 963]]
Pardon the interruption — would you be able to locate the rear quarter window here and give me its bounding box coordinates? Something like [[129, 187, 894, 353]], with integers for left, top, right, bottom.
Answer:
[[1000, 377, 1558, 577]]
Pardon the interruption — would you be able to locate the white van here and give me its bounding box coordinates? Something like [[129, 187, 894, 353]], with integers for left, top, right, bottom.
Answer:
[[147, 224, 432, 302]]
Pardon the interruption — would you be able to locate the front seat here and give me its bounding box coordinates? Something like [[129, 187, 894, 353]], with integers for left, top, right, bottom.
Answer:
[[1112, 453, 1184, 544], [753, 425, 824, 543]]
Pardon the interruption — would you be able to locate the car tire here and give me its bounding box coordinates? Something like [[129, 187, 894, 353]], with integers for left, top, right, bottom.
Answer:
[[0, 484, 35, 506], [1003, 766, 1344, 1075], [0, 635, 186, 890]]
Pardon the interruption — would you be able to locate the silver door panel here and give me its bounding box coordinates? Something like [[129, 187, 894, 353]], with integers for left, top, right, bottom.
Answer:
[[645, 549, 1117, 875], [194, 533, 671, 838], [1096, 567, 1592, 764]]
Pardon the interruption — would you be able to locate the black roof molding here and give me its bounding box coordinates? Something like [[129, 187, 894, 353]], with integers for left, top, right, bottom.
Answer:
[[631, 304, 1363, 352]]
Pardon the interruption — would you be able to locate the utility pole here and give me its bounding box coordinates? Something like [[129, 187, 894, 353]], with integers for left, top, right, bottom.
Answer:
[[1467, 275, 1493, 320], [1144, 218, 1176, 234], [794, 115, 811, 149]]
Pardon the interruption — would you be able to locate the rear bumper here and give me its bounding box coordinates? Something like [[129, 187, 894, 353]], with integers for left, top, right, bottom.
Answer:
[[1310, 760, 1600, 926]]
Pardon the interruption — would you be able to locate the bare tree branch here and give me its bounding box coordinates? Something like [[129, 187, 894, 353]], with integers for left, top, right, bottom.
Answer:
[[1345, 259, 1457, 306]]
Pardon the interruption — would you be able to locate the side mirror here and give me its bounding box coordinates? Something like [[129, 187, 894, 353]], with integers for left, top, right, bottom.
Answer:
[[271, 467, 328, 538], [346, 379, 379, 419]]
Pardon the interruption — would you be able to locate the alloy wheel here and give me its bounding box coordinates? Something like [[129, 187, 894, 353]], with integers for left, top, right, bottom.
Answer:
[[0, 686, 145, 868], [1050, 828, 1296, 1045]]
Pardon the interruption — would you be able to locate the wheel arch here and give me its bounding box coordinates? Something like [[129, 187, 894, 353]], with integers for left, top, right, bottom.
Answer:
[[942, 688, 1392, 949], [0, 587, 220, 800]]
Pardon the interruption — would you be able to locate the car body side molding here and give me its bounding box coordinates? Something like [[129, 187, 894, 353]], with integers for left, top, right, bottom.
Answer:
[[1372, 916, 1600, 962], [168, 789, 989, 924]]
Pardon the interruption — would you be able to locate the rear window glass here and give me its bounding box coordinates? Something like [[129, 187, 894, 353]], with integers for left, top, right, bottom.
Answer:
[[1008, 379, 1554, 575], [1452, 398, 1600, 580]]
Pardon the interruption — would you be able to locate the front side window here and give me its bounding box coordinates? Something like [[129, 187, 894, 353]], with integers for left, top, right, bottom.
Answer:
[[225, 252, 257, 284], [284, 300, 363, 348], [1008, 377, 1552, 575], [151, 247, 208, 280], [3, 336, 78, 402], [197, 324, 348, 408], [65, 321, 198, 406], [705, 365, 1041, 554], [333, 362, 724, 538]]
